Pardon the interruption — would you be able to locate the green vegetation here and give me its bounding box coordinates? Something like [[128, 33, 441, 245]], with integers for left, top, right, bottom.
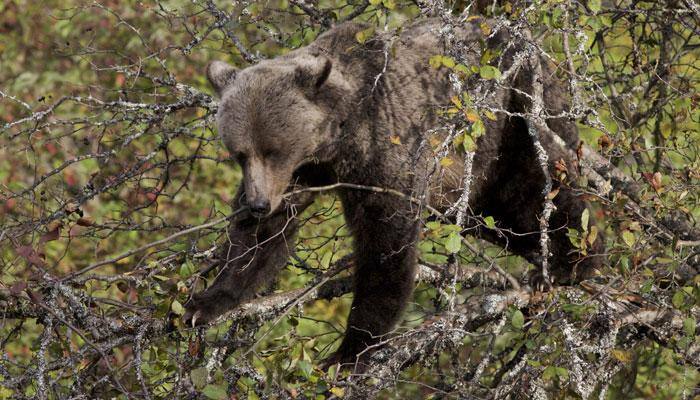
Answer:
[[0, 0, 698, 398]]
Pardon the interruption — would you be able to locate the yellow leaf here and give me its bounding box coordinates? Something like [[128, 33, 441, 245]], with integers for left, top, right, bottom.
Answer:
[[355, 27, 375, 44], [116, 257, 131, 265], [442, 56, 456, 68], [450, 95, 463, 109], [581, 208, 590, 232], [547, 188, 560, 200], [484, 110, 497, 120], [453, 133, 464, 147], [621, 230, 635, 247], [440, 157, 454, 167], [330, 387, 345, 397], [611, 349, 633, 363], [465, 111, 480, 123], [429, 55, 442, 69], [587, 226, 599, 246], [390, 135, 401, 145]]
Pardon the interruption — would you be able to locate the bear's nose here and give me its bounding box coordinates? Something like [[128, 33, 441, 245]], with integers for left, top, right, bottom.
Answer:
[[248, 198, 271, 217]]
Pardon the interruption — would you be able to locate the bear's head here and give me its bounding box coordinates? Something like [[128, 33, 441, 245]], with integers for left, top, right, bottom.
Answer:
[[207, 55, 342, 217]]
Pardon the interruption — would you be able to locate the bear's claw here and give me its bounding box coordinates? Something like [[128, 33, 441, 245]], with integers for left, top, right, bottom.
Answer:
[[528, 270, 554, 292], [182, 301, 215, 328]]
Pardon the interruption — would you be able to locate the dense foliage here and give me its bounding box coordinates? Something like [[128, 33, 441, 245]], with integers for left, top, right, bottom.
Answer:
[[0, 0, 698, 398]]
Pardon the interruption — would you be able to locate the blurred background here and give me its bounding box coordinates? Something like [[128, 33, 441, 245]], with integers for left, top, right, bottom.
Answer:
[[0, 0, 698, 398]]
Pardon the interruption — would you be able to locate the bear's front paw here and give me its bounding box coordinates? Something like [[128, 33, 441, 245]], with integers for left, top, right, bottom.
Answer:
[[182, 293, 225, 328], [527, 269, 554, 292], [319, 352, 367, 374]]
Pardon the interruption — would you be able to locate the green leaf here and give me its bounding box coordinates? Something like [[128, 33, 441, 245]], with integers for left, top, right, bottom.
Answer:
[[589, 0, 601, 13], [190, 367, 208, 389], [618, 256, 630, 273], [297, 360, 313, 378], [426, 221, 441, 231], [567, 228, 580, 247], [542, 365, 568, 381], [462, 134, 477, 152], [621, 230, 635, 247], [171, 300, 185, 316], [542, 365, 557, 380], [683, 317, 696, 337], [179, 261, 196, 278], [442, 224, 462, 233], [320, 250, 333, 269], [479, 65, 501, 80], [484, 216, 496, 229], [382, 0, 396, 9], [511, 310, 525, 330], [471, 119, 485, 137], [428, 55, 457, 69], [672, 290, 686, 309], [441, 56, 456, 68], [555, 367, 569, 380], [202, 384, 228, 400], [454, 64, 471, 75], [445, 231, 462, 253]]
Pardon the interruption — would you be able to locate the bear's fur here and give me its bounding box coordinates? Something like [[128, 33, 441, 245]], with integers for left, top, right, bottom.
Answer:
[[184, 18, 604, 364]]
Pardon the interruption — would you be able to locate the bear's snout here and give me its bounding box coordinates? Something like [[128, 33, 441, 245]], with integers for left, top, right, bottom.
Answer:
[[248, 197, 271, 217]]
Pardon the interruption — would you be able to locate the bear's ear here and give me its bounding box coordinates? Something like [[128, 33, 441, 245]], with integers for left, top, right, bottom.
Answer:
[[295, 57, 332, 91], [206, 61, 238, 95]]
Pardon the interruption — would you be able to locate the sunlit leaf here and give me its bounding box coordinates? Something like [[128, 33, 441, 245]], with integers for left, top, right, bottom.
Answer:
[[202, 384, 227, 400], [445, 231, 462, 253], [511, 310, 524, 329], [581, 208, 590, 232], [479, 65, 501, 80], [355, 27, 375, 44], [621, 230, 635, 247], [171, 300, 185, 316], [683, 317, 696, 337]]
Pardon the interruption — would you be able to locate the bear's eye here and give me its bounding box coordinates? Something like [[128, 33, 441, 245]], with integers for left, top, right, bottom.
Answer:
[[234, 152, 247, 164]]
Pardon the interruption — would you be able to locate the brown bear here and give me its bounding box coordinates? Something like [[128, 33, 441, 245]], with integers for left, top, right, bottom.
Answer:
[[183, 18, 604, 365]]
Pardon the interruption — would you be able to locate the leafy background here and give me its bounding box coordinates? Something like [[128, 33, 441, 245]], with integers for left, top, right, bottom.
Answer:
[[0, 0, 698, 399]]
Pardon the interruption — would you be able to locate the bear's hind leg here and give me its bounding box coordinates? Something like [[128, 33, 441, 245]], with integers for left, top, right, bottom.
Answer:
[[477, 115, 602, 286]]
